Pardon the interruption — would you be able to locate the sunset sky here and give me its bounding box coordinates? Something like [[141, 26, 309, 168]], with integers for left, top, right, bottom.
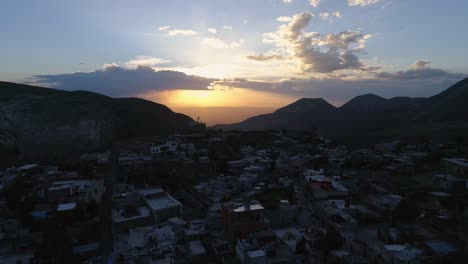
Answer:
[[2, 0, 467, 124]]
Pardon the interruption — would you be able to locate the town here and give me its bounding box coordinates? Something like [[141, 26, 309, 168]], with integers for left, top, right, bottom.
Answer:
[[1, 129, 467, 263]]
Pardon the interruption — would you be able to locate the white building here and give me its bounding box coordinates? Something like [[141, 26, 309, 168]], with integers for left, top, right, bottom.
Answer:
[[138, 188, 183, 223], [150, 140, 179, 156], [114, 224, 176, 263], [382, 245, 422, 264], [49, 180, 104, 202]]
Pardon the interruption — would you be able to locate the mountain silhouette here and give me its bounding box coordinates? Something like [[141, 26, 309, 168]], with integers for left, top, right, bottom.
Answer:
[[213, 78, 468, 144], [0, 82, 194, 161]]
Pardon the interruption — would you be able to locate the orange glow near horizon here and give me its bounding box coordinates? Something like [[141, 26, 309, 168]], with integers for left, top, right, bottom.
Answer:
[[140, 88, 298, 108], [138, 88, 299, 125]]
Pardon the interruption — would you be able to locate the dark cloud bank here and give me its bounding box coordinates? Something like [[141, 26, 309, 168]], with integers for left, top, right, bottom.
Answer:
[[32, 63, 466, 104], [33, 65, 215, 97], [215, 63, 466, 103]]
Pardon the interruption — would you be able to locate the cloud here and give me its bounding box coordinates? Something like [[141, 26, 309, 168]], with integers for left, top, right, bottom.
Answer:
[[310, 0, 320, 7], [319, 13, 330, 20], [208, 28, 217, 34], [319, 11, 342, 20], [348, 0, 381, 6], [411, 60, 431, 70], [166, 29, 197, 36], [211, 64, 466, 103], [246, 54, 284, 61], [323, 31, 372, 50], [277, 16, 293, 22], [202, 37, 245, 48], [374, 61, 463, 81], [29, 60, 465, 107], [158, 26, 197, 36], [125, 56, 171, 68], [264, 12, 314, 43], [260, 12, 374, 73], [381, 1, 392, 9], [32, 65, 215, 97], [223, 25, 233, 30], [283, 0, 294, 3]]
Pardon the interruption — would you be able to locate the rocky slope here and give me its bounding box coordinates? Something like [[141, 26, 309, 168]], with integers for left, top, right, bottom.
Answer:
[[0, 82, 194, 161]]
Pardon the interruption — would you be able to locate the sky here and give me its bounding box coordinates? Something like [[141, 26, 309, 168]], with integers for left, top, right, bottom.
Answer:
[[1, 0, 467, 125]]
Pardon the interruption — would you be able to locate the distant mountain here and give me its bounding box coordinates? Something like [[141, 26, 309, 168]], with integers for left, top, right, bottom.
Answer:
[[213, 78, 468, 144], [213, 98, 337, 131], [420, 77, 468, 121], [0, 82, 194, 161]]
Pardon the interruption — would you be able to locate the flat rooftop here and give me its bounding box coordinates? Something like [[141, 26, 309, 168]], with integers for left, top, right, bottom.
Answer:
[[425, 239, 456, 255], [247, 250, 265, 258], [48, 184, 71, 191], [232, 203, 264, 213], [57, 202, 76, 211], [138, 187, 164, 197], [16, 164, 38, 170], [189, 240, 206, 256], [443, 158, 468, 168], [384, 245, 422, 260], [146, 194, 181, 212], [113, 206, 151, 223]]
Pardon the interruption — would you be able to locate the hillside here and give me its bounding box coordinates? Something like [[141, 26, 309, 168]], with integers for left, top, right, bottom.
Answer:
[[214, 98, 337, 131], [213, 78, 468, 144], [0, 82, 194, 161]]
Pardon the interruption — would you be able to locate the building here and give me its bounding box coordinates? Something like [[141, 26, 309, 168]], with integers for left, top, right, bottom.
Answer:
[[433, 174, 467, 192], [150, 140, 179, 156], [179, 143, 196, 156], [240, 146, 255, 157], [382, 245, 422, 264], [138, 188, 183, 224], [368, 194, 403, 212], [307, 176, 350, 200], [118, 152, 148, 166], [150, 143, 169, 155], [48, 180, 104, 203], [113, 205, 154, 234], [236, 240, 268, 264], [441, 158, 468, 177], [271, 227, 306, 255], [112, 187, 182, 234], [423, 239, 458, 263], [223, 200, 270, 243], [167, 217, 187, 240], [0, 251, 34, 264], [185, 219, 209, 241], [228, 160, 250, 174], [239, 173, 258, 189], [114, 224, 177, 263], [317, 200, 358, 232], [188, 240, 207, 263]]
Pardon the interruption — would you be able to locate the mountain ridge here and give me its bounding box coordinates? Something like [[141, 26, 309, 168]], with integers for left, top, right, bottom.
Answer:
[[0, 81, 195, 162], [213, 77, 468, 143]]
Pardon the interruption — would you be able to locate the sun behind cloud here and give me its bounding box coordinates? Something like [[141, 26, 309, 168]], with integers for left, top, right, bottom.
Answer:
[[139, 87, 297, 108]]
